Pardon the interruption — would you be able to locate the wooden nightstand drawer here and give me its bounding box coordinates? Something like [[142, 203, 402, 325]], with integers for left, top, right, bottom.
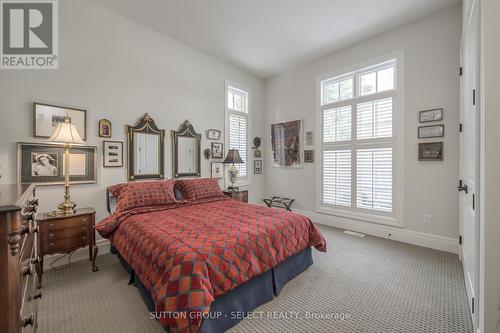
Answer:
[[223, 190, 248, 203], [39, 215, 89, 232], [41, 225, 88, 241], [42, 233, 90, 253]]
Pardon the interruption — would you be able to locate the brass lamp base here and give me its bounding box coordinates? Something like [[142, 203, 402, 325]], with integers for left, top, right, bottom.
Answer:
[[57, 185, 76, 215]]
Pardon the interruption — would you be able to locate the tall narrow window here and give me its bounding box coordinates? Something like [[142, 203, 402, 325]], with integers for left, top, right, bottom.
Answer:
[[319, 56, 400, 222], [226, 84, 249, 179]]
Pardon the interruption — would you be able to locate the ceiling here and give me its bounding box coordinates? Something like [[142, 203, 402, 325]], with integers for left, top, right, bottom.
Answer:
[[92, 0, 460, 78]]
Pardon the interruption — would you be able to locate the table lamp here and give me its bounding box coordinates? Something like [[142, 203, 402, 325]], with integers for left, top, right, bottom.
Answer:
[[48, 117, 84, 215], [223, 148, 244, 191]]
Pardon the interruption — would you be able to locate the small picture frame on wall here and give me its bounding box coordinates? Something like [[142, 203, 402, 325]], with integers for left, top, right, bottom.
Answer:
[[207, 129, 221, 140], [103, 141, 123, 167], [211, 142, 224, 159], [304, 150, 314, 163], [418, 142, 443, 161], [211, 162, 224, 178], [419, 108, 443, 123], [99, 119, 112, 138], [254, 160, 262, 174], [418, 125, 444, 139], [254, 150, 262, 158], [33, 102, 87, 140], [305, 131, 313, 147]]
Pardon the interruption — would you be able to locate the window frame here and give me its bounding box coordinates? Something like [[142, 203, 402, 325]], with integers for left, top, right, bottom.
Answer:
[[225, 80, 251, 186], [315, 51, 404, 227]]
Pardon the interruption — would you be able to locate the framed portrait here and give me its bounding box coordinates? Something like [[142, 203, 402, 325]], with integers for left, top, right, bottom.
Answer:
[[304, 150, 314, 163], [418, 142, 443, 161], [211, 142, 224, 159], [418, 125, 444, 139], [33, 103, 87, 140], [271, 119, 302, 168], [99, 119, 112, 138], [207, 129, 221, 140], [103, 141, 123, 167], [17, 142, 97, 185], [419, 108, 443, 123], [254, 160, 262, 174], [305, 131, 313, 147], [254, 149, 262, 158], [211, 162, 224, 179]]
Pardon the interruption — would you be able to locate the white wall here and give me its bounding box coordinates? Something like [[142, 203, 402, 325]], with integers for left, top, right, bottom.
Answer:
[[0, 0, 265, 222], [264, 6, 462, 247]]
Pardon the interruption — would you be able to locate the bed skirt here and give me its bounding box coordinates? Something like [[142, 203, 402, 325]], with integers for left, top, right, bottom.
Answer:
[[111, 246, 313, 333]]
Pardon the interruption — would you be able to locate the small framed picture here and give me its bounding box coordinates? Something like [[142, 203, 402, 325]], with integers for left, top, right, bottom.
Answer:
[[418, 125, 444, 139], [254, 150, 262, 158], [305, 131, 313, 147], [304, 150, 314, 163], [103, 141, 123, 167], [419, 108, 443, 123], [211, 142, 224, 159], [211, 162, 224, 178], [207, 129, 221, 140], [33, 102, 87, 140], [99, 119, 112, 138], [254, 160, 262, 174], [418, 142, 443, 161]]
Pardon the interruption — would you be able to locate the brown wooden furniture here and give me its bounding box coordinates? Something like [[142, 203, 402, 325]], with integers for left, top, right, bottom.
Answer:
[[0, 184, 41, 333], [37, 207, 98, 282], [223, 190, 248, 203]]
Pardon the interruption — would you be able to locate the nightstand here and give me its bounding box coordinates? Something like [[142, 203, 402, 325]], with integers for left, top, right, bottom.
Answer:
[[37, 207, 99, 283], [223, 190, 248, 203]]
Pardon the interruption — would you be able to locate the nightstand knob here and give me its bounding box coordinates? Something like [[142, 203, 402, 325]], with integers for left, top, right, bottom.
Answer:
[[47, 233, 54, 240], [49, 243, 54, 248], [47, 223, 54, 230], [81, 218, 87, 224], [82, 235, 87, 241]]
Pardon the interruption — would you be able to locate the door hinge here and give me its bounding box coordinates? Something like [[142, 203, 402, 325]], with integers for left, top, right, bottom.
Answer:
[[472, 194, 475, 210], [459, 67, 463, 76], [473, 89, 476, 106], [459, 123, 463, 132], [472, 297, 475, 314], [459, 235, 462, 245]]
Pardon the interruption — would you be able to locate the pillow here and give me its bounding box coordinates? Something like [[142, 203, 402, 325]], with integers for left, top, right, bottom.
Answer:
[[109, 180, 177, 213], [175, 178, 224, 201]]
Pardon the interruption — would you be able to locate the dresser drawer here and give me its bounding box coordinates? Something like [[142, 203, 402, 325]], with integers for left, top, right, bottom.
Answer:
[[41, 233, 90, 254], [39, 215, 90, 232], [41, 225, 89, 241]]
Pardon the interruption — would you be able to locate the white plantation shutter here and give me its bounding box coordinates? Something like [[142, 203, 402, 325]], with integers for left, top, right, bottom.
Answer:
[[320, 57, 398, 219], [323, 150, 351, 206], [356, 148, 392, 212], [229, 113, 247, 177]]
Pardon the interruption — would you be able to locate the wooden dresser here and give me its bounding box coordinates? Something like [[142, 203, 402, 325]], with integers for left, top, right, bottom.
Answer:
[[223, 190, 248, 203], [0, 184, 41, 333]]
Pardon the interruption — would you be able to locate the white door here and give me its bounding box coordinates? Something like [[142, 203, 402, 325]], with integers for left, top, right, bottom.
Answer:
[[459, 0, 480, 326]]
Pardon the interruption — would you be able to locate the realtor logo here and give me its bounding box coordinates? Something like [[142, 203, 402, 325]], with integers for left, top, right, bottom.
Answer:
[[1, 0, 58, 69]]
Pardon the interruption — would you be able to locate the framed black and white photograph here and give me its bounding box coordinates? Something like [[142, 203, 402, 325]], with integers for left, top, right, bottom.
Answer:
[[211, 162, 224, 178], [304, 150, 314, 163], [18, 142, 97, 185], [103, 141, 123, 167], [254, 160, 262, 174], [254, 150, 262, 158], [419, 108, 443, 123], [305, 131, 313, 147], [418, 125, 444, 139], [33, 103, 87, 140], [207, 129, 221, 140], [211, 142, 224, 159], [418, 142, 443, 161]]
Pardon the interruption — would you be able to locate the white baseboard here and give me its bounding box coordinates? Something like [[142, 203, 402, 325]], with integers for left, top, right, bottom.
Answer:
[[42, 239, 111, 271], [297, 209, 459, 254]]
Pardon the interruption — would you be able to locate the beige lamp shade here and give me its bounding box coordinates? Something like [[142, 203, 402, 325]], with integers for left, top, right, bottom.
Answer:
[[48, 117, 84, 144]]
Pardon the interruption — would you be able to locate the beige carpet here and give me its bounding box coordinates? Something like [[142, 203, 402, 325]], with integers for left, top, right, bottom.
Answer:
[[38, 225, 474, 333]]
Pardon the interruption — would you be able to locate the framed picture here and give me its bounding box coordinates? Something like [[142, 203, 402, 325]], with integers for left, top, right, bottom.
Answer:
[[254, 160, 262, 174], [419, 108, 443, 123], [33, 103, 87, 140], [271, 120, 302, 168], [211, 162, 224, 178], [418, 125, 444, 138], [99, 119, 112, 138], [103, 141, 123, 167], [207, 129, 221, 140], [305, 131, 313, 147], [304, 150, 314, 163], [17, 142, 97, 185], [418, 142, 443, 161], [254, 150, 262, 158], [211, 142, 224, 159]]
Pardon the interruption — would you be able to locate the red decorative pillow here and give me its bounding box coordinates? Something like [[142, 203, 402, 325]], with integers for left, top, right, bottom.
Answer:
[[109, 180, 177, 213], [175, 178, 224, 201]]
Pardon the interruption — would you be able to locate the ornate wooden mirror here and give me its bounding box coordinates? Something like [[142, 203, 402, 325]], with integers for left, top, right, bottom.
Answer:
[[172, 120, 201, 178], [127, 113, 165, 181]]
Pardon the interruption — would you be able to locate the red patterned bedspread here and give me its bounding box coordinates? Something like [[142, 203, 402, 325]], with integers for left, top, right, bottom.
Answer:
[[96, 197, 326, 333]]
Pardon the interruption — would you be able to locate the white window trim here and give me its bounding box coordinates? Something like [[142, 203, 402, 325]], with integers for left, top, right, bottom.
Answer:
[[225, 80, 252, 187], [315, 51, 405, 227]]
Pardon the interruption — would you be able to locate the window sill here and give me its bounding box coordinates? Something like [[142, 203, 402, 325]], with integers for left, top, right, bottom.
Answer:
[[316, 205, 402, 228]]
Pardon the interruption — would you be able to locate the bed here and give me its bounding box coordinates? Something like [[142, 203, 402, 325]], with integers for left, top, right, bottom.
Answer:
[[96, 179, 326, 333]]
